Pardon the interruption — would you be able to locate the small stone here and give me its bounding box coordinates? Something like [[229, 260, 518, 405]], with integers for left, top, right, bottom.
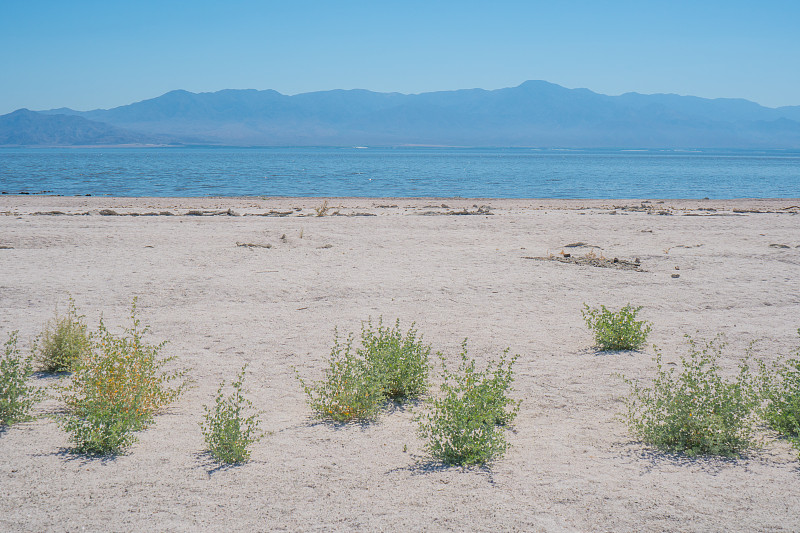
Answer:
[[671, 273, 680, 278]]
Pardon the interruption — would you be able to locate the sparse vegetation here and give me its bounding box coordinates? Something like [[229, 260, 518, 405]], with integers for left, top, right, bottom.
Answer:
[[1, 332, 44, 427], [583, 303, 651, 351], [417, 341, 520, 466], [298, 330, 384, 422], [760, 330, 800, 454], [35, 297, 92, 373], [622, 336, 761, 456], [359, 318, 431, 401], [314, 200, 330, 217], [60, 299, 189, 455], [201, 365, 264, 464]]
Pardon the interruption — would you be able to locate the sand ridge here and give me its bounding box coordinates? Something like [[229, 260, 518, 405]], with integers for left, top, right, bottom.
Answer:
[[1, 197, 799, 532]]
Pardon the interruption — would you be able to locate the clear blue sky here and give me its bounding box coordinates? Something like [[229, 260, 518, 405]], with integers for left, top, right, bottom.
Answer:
[[2, 0, 798, 115]]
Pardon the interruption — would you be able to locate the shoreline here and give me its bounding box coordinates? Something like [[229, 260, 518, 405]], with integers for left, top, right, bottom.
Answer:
[[2, 196, 799, 216]]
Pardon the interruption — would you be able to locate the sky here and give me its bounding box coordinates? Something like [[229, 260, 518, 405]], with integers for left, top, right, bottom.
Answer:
[[1, 0, 799, 115]]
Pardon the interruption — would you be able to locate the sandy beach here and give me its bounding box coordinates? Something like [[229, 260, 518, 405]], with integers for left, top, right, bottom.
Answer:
[[1, 196, 799, 532]]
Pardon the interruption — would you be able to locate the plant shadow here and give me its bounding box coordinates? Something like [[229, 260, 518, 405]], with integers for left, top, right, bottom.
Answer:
[[192, 451, 252, 476], [303, 417, 376, 432], [46, 446, 123, 465], [388, 456, 498, 482], [614, 439, 767, 475], [383, 397, 424, 416], [584, 347, 645, 357]]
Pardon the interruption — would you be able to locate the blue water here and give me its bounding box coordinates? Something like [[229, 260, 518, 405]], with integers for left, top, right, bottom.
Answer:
[[1, 146, 798, 198]]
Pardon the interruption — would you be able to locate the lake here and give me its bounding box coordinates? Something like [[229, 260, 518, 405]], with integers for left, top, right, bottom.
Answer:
[[1, 146, 798, 198]]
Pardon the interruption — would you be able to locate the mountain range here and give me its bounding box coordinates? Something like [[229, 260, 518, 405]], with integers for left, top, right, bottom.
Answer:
[[2, 81, 800, 148]]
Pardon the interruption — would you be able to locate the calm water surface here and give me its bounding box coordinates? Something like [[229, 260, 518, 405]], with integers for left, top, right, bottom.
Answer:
[[1, 147, 798, 198]]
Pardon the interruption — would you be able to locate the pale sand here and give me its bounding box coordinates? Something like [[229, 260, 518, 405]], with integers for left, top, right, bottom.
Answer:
[[1, 197, 799, 532]]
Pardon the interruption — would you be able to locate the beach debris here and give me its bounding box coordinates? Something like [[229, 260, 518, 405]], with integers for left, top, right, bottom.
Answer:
[[318, 244, 333, 249], [330, 211, 377, 217], [236, 242, 272, 249], [524, 254, 644, 271], [671, 273, 681, 278], [418, 205, 493, 216], [98, 209, 120, 216], [248, 210, 294, 216], [769, 243, 791, 249], [564, 242, 602, 249]]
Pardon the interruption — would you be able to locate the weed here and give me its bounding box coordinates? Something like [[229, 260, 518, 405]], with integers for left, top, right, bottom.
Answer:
[[359, 318, 431, 401], [1, 332, 44, 426], [201, 365, 264, 464], [583, 303, 651, 351], [583, 249, 607, 261], [760, 330, 800, 454], [314, 200, 330, 217], [34, 297, 92, 373], [298, 330, 384, 422], [622, 336, 761, 456], [60, 299, 189, 455], [416, 341, 520, 466]]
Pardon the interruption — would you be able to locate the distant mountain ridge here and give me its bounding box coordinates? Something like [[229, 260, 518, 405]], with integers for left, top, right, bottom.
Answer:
[[3, 81, 800, 147], [0, 109, 163, 146]]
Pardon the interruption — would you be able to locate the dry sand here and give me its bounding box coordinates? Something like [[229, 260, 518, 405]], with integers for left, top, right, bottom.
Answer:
[[1, 196, 799, 532]]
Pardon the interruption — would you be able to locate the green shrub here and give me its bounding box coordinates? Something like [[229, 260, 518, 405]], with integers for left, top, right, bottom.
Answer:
[[416, 341, 520, 466], [760, 330, 800, 453], [1, 332, 44, 426], [583, 303, 651, 351], [201, 365, 264, 464], [359, 318, 431, 401], [60, 299, 189, 455], [299, 330, 384, 422], [622, 336, 761, 456], [35, 297, 92, 372]]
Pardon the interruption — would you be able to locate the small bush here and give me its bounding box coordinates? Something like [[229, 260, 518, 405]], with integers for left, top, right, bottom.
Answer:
[[583, 303, 651, 351], [201, 365, 264, 464], [359, 318, 431, 401], [622, 336, 761, 456], [60, 299, 189, 455], [299, 330, 384, 422], [760, 330, 800, 453], [417, 341, 520, 466], [1, 332, 44, 426], [35, 297, 92, 372]]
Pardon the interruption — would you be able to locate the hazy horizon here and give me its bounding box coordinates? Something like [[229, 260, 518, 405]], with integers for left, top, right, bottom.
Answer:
[[2, 1, 799, 115]]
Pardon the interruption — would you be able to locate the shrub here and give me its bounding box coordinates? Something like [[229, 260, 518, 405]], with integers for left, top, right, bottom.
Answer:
[[760, 330, 800, 453], [35, 297, 92, 372], [60, 299, 189, 455], [299, 330, 384, 422], [417, 341, 520, 466], [1, 332, 44, 426], [582, 303, 651, 351], [359, 317, 431, 401], [622, 336, 761, 456], [201, 365, 264, 464]]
